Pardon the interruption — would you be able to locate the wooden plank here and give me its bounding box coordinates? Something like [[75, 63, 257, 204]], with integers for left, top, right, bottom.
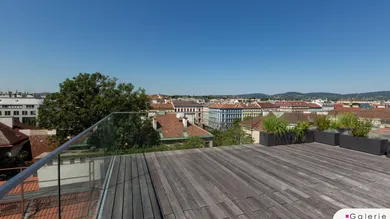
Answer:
[[137, 155, 154, 219], [198, 149, 274, 195], [184, 209, 202, 219], [187, 149, 266, 199], [144, 153, 173, 216], [167, 151, 227, 219], [123, 155, 133, 219], [199, 206, 217, 219], [180, 155, 244, 217], [150, 153, 187, 219], [232, 199, 267, 219], [112, 156, 125, 219], [101, 156, 120, 218], [157, 154, 191, 211], [142, 154, 162, 219], [132, 154, 143, 219], [163, 154, 203, 210]]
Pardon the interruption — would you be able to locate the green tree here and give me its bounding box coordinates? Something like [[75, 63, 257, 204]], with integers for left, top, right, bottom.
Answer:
[[38, 72, 150, 143], [211, 119, 254, 146]]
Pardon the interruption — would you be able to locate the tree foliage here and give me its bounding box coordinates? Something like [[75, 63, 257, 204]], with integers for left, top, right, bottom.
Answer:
[[38, 73, 150, 143], [210, 120, 254, 146]]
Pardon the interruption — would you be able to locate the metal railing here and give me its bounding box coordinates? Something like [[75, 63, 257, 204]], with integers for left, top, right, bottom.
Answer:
[[0, 112, 150, 218]]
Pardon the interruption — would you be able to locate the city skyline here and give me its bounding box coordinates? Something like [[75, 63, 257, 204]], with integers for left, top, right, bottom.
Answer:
[[1, 1, 390, 95]]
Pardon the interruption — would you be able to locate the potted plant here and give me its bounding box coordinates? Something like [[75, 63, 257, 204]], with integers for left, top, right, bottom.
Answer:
[[337, 113, 356, 133], [314, 116, 340, 146], [260, 116, 290, 146], [339, 118, 388, 155], [291, 121, 314, 143]]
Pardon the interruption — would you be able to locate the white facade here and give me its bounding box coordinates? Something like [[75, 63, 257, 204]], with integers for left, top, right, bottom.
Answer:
[[36, 155, 110, 188], [0, 98, 43, 123], [209, 108, 242, 130]]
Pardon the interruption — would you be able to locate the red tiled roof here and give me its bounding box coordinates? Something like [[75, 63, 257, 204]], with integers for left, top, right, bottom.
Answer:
[[186, 124, 210, 137], [155, 114, 211, 139], [0, 191, 98, 219], [333, 104, 344, 109], [240, 103, 261, 109], [275, 101, 309, 107], [150, 103, 174, 110], [329, 109, 390, 119], [29, 135, 54, 160], [209, 104, 243, 109], [257, 102, 280, 109], [240, 113, 275, 131], [307, 103, 322, 108], [0, 123, 29, 147], [0, 177, 39, 194]]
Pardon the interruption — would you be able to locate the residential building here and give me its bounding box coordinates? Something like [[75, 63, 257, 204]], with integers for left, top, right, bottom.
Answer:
[[307, 103, 323, 112], [257, 102, 280, 112], [241, 103, 262, 118], [149, 103, 175, 116], [0, 120, 29, 158], [172, 100, 203, 124], [0, 98, 43, 124], [275, 101, 309, 112], [153, 113, 214, 147], [0, 117, 55, 161], [209, 104, 243, 130], [201, 103, 212, 128]]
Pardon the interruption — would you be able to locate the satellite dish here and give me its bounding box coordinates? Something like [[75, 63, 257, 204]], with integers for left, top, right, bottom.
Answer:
[[176, 113, 181, 118]]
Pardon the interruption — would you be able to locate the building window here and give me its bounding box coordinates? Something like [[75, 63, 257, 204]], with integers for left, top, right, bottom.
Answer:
[[5, 111, 11, 116], [30, 111, 36, 115], [0, 111, 1, 116], [22, 111, 28, 115], [13, 111, 19, 116], [26, 105, 35, 109]]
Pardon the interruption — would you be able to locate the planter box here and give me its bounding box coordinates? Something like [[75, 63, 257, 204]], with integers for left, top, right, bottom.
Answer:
[[260, 132, 292, 146], [292, 130, 314, 144], [339, 134, 388, 155], [314, 131, 340, 146]]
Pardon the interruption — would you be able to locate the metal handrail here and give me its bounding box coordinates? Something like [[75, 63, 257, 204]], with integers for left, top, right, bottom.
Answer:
[[0, 113, 115, 199]]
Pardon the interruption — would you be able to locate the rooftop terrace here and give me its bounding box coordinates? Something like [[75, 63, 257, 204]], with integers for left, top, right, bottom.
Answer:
[[1, 112, 390, 219], [98, 142, 390, 219]]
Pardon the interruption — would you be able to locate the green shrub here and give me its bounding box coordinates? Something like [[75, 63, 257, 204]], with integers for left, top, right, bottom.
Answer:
[[183, 137, 205, 148], [315, 116, 330, 131], [263, 116, 288, 135], [351, 119, 372, 138], [329, 120, 341, 130], [291, 121, 310, 143], [338, 113, 358, 129]]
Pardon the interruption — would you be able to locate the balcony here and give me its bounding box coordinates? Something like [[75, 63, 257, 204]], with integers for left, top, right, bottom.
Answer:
[[1, 112, 390, 218]]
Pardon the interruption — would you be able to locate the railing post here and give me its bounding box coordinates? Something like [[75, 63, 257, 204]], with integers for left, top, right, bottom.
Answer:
[[20, 168, 24, 215], [57, 154, 61, 219]]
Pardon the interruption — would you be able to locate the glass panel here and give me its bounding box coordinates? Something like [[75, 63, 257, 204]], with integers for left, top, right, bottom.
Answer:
[[0, 167, 59, 218]]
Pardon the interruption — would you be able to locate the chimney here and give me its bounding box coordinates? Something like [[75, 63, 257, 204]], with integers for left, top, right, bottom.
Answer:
[[182, 117, 188, 127], [152, 118, 157, 129]]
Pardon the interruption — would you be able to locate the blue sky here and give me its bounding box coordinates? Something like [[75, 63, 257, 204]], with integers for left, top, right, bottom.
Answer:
[[1, 0, 390, 95]]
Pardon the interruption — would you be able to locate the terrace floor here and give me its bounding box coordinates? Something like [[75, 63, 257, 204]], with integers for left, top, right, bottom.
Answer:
[[13, 142, 388, 219], [101, 142, 390, 219]]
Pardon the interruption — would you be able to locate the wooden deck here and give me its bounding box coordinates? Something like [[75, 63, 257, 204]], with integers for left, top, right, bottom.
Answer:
[[101, 143, 390, 219], [100, 154, 162, 219]]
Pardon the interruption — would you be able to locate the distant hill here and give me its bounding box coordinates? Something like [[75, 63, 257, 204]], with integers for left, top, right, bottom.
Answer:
[[235, 91, 390, 100]]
